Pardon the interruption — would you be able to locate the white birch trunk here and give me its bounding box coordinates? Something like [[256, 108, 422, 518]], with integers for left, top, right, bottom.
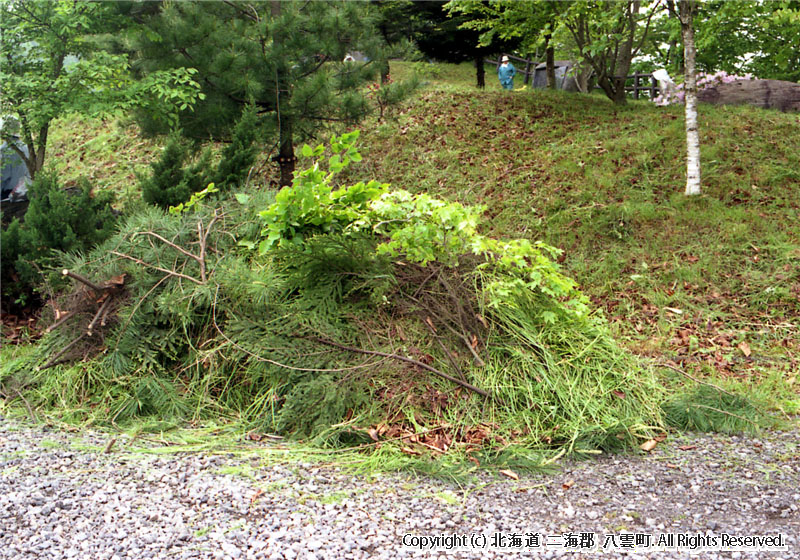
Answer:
[[680, 1, 701, 196]]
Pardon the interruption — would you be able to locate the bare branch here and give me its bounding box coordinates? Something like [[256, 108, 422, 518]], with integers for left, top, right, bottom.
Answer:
[[62, 269, 104, 293], [87, 297, 112, 337], [133, 231, 201, 263], [110, 251, 204, 285], [311, 337, 490, 399], [44, 311, 73, 334]]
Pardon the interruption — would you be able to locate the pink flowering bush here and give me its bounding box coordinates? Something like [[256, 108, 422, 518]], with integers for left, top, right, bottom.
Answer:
[[653, 71, 754, 106]]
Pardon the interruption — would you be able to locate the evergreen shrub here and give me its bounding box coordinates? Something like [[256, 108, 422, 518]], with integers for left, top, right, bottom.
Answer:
[[139, 107, 260, 210], [139, 133, 210, 210], [0, 170, 116, 306]]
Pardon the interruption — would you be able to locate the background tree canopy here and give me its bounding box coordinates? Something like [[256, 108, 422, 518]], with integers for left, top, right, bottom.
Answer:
[[0, 0, 202, 178], [128, 0, 395, 185]]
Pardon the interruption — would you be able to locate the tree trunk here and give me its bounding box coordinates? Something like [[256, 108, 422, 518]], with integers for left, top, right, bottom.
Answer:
[[380, 60, 390, 84], [545, 33, 556, 90], [34, 125, 48, 178], [277, 119, 295, 187], [679, 1, 701, 195], [270, 0, 294, 187], [612, 76, 628, 105], [475, 57, 485, 89]]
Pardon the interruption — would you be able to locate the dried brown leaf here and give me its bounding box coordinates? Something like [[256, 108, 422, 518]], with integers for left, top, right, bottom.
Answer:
[[499, 469, 519, 480], [737, 341, 752, 357], [640, 439, 658, 452]]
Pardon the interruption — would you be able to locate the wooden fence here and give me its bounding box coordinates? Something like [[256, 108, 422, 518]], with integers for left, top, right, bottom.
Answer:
[[487, 54, 540, 86], [487, 55, 661, 99]]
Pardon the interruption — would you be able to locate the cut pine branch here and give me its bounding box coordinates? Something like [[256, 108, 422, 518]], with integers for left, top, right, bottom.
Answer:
[[44, 311, 73, 334], [310, 337, 490, 399], [111, 251, 204, 285], [62, 269, 104, 293], [39, 335, 84, 370], [87, 297, 112, 336]]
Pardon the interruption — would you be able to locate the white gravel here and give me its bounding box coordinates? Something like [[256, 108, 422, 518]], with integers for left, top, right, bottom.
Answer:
[[1, 419, 798, 559]]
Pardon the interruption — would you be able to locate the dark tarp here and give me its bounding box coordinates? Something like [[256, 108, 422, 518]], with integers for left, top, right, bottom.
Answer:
[[1, 139, 31, 223]]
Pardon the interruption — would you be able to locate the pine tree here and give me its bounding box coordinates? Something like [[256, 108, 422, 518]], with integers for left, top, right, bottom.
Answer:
[[213, 105, 260, 192], [139, 134, 208, 210], [130, 1, 395, 186]]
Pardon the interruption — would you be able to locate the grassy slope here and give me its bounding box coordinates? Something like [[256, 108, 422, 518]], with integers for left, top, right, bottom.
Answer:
[[44, 61, 800, 416]]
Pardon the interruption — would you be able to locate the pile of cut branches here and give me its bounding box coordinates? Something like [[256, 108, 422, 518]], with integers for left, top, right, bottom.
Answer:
[[2, 133, 667, 459]]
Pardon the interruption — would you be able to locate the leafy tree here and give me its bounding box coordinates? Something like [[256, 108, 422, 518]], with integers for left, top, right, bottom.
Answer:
[[562, 1, 658, 105], [446, 0, 658, 101], [694, 1, 800, 82], [639, 2, 800, 82], [130, 0, 404, 186], [446, 0, 567, 89], [0, 0, 203, 179], [371, 0, 426, 80], [408, 1, 522, 89]]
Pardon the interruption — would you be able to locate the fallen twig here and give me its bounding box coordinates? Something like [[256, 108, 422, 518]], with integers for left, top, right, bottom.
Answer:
[[111, 251, 203, 285], [62, 269, 103, 293], [133, 231, 201, 264], [13, 388, 37, 423], [311, 337, 490, 399], [655, 361, 739, 398], [688, 403, 759, 426], [424, 318, 467, 383]]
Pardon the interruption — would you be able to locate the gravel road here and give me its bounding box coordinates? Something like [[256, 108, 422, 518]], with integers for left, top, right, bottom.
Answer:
[[1, 420, 798, 560]]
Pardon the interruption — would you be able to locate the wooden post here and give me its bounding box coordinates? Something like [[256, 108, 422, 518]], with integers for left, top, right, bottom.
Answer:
[[633, 72, 640, 100]]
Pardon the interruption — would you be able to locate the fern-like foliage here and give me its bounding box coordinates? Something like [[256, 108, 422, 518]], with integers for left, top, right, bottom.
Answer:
[[662, 385, 765, 434]]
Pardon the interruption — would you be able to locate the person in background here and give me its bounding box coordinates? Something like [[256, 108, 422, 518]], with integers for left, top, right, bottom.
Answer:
[[497, 55, 517, 90]]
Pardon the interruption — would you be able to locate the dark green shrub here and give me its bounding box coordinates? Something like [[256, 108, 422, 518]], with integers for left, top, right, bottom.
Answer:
[[213, 105, 260, 192], [0, 171, 116, 305], [139, 134, 210, 210], [140, 107, 259, 209]]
